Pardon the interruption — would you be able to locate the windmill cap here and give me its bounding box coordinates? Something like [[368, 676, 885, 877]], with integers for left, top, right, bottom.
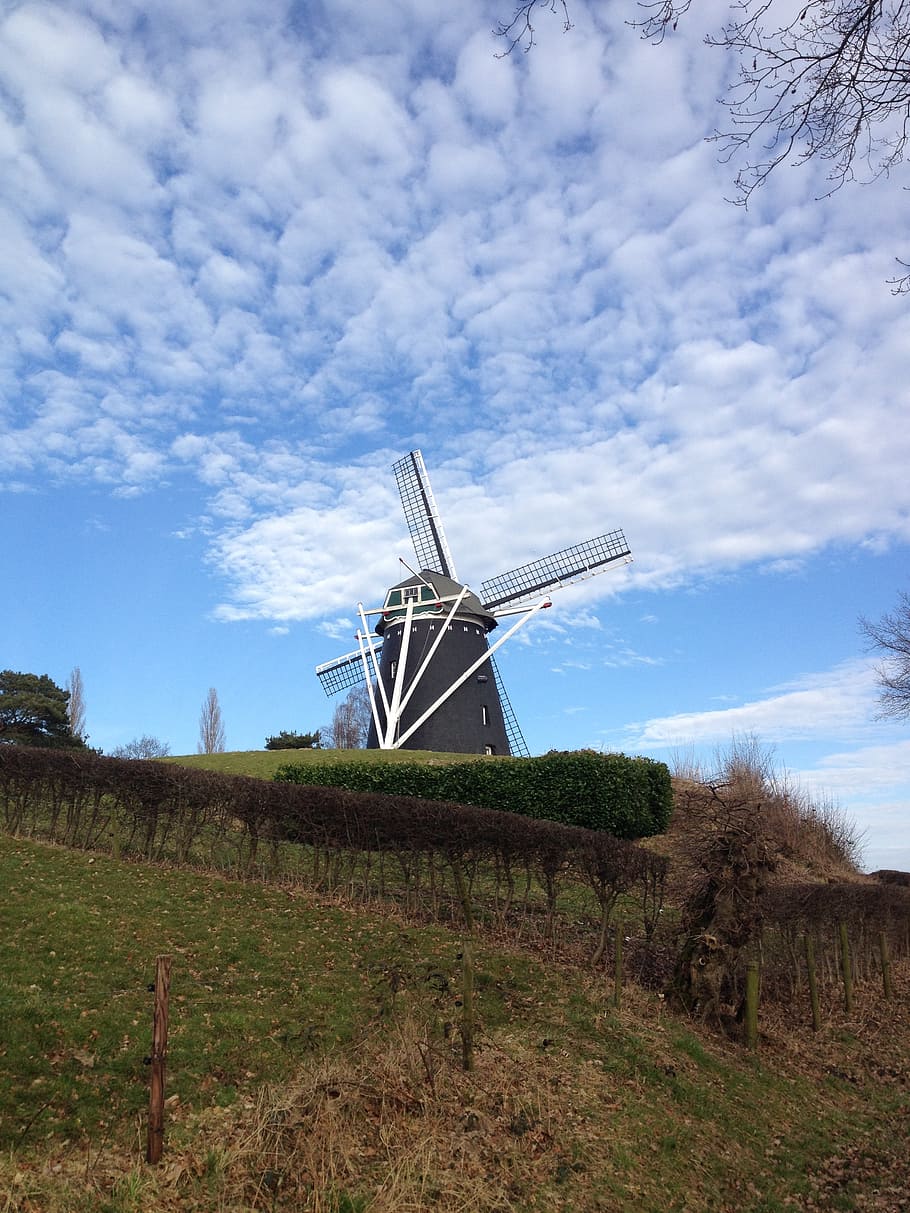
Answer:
[[375, 570, 498, 635]]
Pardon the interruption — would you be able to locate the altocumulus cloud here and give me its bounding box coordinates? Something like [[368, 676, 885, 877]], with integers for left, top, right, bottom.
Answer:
[[0, 0, 909, 627]]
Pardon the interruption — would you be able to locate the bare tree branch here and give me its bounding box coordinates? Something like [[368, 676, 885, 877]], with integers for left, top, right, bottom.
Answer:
[[66, 666, 87, 743], [636, 0, 910, 208], [111, 735, 171, 759], [198, 687, 226, 754], [493, 0, 573, 55], [860, 590, 910, 718], [494, 0, 910, 276], [323, 685, 372, 749]]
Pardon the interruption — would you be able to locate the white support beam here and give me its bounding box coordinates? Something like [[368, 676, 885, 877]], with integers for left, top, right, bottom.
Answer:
[[356, 602, 389, 746], [383, 597, 416, 748], [393, 597, 551, 749], [394, 583, 470, 718]]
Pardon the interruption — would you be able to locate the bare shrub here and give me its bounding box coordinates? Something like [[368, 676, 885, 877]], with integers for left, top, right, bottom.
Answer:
[[705, 734, 862, 876], [669, 745, 703, 783], [668, 779, 776, 1024]]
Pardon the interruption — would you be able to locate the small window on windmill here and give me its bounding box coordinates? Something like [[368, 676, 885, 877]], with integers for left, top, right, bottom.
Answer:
[[403, 586, 419, 604], [390, 661, 397, 678], [482, 705, 490, 726], [484, 744, 495, 755]]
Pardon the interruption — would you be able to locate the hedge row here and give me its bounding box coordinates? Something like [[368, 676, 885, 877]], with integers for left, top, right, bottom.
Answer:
[[274, 749, 673, 839], [0, 745, 667, 957], [2, 746, 907, 997]]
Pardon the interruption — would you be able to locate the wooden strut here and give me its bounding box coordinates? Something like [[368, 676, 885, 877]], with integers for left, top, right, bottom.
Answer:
[[146, 954, 172, 1165]]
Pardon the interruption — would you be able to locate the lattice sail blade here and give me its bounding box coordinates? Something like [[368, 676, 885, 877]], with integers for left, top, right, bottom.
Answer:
[[315, 646, 381, 696], [481, 530, 632, 610], [392, 450, 458, 578], [489, 656, 530, 758]]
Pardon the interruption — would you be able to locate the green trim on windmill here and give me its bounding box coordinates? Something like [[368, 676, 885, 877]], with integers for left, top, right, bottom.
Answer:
[[381, 582, 445, 623]]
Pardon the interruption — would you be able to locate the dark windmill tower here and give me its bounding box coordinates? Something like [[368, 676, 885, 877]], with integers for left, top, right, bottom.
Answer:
[[369, 571, 511, 754], [316, 450, 632, 756]]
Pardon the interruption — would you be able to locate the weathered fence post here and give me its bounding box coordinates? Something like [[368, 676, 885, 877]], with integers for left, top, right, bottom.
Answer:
[[449, 856, 476, 1072], [613, 917, 623, 1011], [804, 934, 821, 1032], [110, 806, 122, 861], [146, 955, 172, 1165], [879, 930, 893, 1001], [745, 961, 759, 1050], [460, 940, 476, 1073], [838, 922, 853, 1015]]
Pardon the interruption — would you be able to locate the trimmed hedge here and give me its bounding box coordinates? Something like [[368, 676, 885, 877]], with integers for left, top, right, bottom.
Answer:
[[274, 749, 672, 840], [0, 744, 669, 967]]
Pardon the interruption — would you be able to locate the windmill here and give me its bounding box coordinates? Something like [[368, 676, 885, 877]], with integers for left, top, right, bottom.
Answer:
[[315, 450, 632, 756]]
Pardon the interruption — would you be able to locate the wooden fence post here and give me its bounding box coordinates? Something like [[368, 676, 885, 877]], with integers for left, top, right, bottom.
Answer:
[[460, 940, 475, 1073], [745, 961, 759, 1050], [146, 955, 172, 1165], [879, 930, 893, 1001], [613, 918, 623, 1011], [838, 922, 853, 1015], [804, 934, 821, 1032], [450, 856, 476, 1072]]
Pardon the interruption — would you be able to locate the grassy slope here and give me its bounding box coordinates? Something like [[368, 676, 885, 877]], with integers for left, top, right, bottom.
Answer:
[[168, 747, 497, 780], [2, 833, 908, 1213]]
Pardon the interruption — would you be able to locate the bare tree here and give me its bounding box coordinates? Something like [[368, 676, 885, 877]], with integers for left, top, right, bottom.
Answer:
[[112, 735, 171, 759], [861, 591, 910, 718], [198, 687, 226, 754], [667, 777, 777, 1024], [496, 0, 910, 289], [66, 666, 87, 743], [323, 685, 373, 749]]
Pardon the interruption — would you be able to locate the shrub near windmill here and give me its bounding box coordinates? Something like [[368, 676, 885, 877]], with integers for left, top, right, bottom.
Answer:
[[316, 451, 632, 756]]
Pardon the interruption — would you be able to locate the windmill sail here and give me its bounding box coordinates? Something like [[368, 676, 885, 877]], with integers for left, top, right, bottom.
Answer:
[[481, 531, 632, 610], [393, 450, 458, 578], [315, 645, 381, 696], [489, 656, 530, 758], [316, 450, 631, 758]]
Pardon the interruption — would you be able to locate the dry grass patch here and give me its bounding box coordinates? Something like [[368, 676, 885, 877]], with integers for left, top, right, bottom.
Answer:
[[4, 966, 909, 1212]]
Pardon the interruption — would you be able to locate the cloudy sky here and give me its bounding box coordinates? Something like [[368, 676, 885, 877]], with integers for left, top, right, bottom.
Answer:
[[3, 0, 909, 870]]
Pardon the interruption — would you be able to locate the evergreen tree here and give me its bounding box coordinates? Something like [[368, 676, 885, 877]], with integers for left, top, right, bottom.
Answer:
[[0, 670, 86, 748]]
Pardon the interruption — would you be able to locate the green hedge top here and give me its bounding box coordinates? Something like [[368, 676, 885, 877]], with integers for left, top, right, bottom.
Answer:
[[274, 749, 672, 840]]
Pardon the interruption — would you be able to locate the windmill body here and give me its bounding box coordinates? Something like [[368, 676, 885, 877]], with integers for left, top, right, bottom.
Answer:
[[366, 571, 511, 754], [316, 451, 632, 757]]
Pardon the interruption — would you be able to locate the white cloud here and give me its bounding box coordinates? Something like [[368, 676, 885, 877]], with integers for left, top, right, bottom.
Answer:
[[801, 740, 910, 798], [2, 0, 910, 627], [454, 32, 518, 125], [209, 502, 405, 623], [628, 659, 881, 748], [318, 617, 358, 643]]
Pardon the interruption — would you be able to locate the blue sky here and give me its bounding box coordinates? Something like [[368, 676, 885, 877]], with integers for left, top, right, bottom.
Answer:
[[2, 0, 909, 872]]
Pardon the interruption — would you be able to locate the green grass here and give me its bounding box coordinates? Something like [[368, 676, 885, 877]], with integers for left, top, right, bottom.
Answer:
[[0, 834, 517, 1147], [2, 832, 907, 1212], [168, 747, 500, 780]]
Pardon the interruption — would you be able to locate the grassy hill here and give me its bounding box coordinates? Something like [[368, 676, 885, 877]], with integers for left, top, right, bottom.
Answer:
[[168, 746, 501, 780], [2, 826, 907, 1212]]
